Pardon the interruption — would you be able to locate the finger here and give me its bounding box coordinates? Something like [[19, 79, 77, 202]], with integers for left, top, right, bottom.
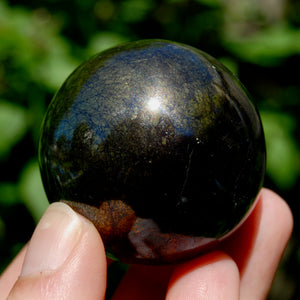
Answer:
[[166, 251, 240, 300], [222, 188, 293, 299], [7, 202, 107, 300], [0, 246, 27, 299]]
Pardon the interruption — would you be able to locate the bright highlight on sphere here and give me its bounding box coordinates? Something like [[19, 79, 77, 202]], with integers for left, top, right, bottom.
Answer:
[[147, 97, 161, 111]]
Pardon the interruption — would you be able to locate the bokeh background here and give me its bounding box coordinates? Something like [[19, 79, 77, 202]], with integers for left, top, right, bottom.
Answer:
[[0, 0, 299, 298]]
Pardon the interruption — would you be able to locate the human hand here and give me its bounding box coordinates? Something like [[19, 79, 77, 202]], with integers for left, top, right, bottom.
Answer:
[[0, 188, 293, 299]]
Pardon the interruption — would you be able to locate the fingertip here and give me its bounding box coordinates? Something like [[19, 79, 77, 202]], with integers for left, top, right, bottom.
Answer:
[[261, 188, 294, 238], [7, 202, 107, 300]]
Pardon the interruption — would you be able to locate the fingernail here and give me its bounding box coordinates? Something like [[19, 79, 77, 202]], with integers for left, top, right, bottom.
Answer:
[[21, 202, 83, 277]]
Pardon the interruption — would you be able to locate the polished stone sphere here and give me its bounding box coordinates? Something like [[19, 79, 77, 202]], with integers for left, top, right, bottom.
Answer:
[[39, 39, 265, 264]]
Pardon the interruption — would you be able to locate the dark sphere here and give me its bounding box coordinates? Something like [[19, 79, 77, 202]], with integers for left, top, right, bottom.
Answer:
[[39, 39, 265, 264]]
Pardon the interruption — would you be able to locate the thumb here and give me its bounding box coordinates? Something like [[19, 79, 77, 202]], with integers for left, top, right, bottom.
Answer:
[[8, 202, 107, 300]]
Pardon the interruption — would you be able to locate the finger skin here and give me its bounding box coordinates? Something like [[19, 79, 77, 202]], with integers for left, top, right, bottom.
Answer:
[[0, 247, 113, 300], [0, 246, 27, 300], [221, 188, 294, 299], [166, 251, 240, 300], [6, 203, 108, 300]]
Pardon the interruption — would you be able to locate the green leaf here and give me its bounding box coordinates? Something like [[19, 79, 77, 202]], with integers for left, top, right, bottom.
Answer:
[[87, 32, 130, 55], [120, 0, 154, 23], [225, 24, 300, 66], [0, 1, 78, 90], [0, 100, 29, 159], [260, 111, 300, 189], [19, 160, 48, 223], [0, 182, 20, 205]]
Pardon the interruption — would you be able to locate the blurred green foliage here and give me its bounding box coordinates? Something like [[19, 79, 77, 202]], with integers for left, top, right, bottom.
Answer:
[[0, 0, 300, 298]]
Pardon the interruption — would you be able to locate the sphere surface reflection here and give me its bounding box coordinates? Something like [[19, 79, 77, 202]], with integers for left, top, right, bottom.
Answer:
[[39, 40, 265, 264]]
